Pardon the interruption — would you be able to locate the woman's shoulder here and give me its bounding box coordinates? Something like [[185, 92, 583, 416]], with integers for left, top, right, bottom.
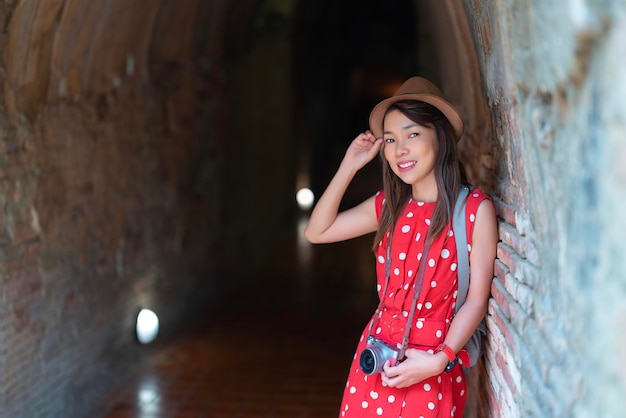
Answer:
[[465, 187, 495, 222], [465, 187, 494, 214], [464, 187, 497, 247], [467, 187, 491, 201]]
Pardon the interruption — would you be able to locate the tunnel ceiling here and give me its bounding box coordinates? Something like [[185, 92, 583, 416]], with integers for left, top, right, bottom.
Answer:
[[4, 0, 266, 122]]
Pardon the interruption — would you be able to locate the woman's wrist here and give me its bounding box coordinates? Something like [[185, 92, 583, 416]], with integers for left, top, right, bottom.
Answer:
[[338, 159, 361, 176], [433, 350, 450, 373], [435, 344, 459, 373]]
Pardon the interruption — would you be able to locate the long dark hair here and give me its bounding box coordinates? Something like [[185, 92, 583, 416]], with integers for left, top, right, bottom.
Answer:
[[372, 100, 469, 250]]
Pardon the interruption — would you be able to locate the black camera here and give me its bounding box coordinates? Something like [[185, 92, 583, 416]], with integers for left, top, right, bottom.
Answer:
[[359, 336, 401, 375]]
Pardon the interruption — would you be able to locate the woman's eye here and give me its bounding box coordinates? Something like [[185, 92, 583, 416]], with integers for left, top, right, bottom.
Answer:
[[409, 132, 419, 138], [385, 138, 395, 143]]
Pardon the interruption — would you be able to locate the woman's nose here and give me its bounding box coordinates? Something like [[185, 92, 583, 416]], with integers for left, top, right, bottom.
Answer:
[[395, 141, 409, 156]]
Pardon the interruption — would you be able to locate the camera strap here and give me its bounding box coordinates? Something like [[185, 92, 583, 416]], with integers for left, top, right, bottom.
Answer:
[[398, 238, 431, 360], [366, 221, 432, 362]]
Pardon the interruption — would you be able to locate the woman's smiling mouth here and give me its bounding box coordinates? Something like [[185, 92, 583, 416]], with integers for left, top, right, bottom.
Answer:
[[398, 160, 417, 170]]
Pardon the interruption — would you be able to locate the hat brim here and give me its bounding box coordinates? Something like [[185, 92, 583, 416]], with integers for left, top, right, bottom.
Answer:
[[369, 93, 464, 141]]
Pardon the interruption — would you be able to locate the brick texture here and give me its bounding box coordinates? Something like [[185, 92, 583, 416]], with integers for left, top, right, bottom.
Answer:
[[0, 1, 225, 416]]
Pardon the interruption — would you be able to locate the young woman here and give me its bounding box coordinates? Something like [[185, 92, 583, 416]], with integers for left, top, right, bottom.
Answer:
[[304, 77, 498, 417]]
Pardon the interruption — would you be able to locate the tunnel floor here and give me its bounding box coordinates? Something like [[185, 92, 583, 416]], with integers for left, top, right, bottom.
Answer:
[[91, 214, 379, 417]]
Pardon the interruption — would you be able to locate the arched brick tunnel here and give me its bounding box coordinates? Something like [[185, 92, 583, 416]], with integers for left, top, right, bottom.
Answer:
[[1, 1, 625, 417]]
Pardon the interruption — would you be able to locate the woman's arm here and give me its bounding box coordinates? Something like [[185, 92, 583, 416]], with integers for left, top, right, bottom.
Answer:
[[441, 198, 498, 355], [304, 131, 383, 244]]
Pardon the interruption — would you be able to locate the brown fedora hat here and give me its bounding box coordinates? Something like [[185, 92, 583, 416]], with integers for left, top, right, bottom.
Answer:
[[369, 76, 464, 141]]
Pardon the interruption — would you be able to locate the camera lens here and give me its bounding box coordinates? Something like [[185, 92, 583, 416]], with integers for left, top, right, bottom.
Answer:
[[359, 348, 379, 375]]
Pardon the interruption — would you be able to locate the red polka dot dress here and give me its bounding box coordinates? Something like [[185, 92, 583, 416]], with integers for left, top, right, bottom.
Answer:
[[338, 188, 492, 418]]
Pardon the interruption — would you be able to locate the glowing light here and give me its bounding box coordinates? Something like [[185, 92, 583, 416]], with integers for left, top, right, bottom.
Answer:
[[296, 188, 315, 210], [136, 308, 159, 344], [138, 385, 158, 404]]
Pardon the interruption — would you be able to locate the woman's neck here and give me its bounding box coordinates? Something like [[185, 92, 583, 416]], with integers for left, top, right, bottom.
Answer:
[[411, 181, 438, 202]]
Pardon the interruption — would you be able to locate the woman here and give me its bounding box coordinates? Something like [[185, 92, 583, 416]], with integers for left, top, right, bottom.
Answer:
[[304, 76, 498, 417]]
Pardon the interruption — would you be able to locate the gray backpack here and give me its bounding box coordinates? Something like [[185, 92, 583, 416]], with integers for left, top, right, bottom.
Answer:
[[453, 186, 488, 368]]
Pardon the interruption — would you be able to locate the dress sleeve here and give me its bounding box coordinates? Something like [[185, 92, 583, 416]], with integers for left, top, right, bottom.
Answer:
[[465, 188, 495, 256], [374, 190, 385, 222]]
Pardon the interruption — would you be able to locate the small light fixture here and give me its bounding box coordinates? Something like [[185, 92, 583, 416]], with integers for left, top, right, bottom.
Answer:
[[296, 188, 315, 210], [136, 308, 159, 344]]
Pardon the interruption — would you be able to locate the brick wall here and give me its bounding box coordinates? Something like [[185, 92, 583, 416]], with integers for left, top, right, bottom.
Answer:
[[0, 0, 296, 415], [0, 1, 222, 416], [418, 1, 626, 417]]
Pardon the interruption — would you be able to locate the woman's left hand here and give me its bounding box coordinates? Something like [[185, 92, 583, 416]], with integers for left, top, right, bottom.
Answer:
[[380, 348, 447, 388]]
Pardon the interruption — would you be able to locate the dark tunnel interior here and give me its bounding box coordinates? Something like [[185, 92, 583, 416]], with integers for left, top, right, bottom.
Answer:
[[206, 0, 432, 324], [292, 0, 421, 206], [95, 1, 434, 416], [1, 0, 453, 416], [92, 1, 443, 416]]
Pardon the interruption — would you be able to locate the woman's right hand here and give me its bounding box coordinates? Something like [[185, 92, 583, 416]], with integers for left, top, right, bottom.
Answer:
[[343, 131, 383, 171], [303, 130, 381, 244]]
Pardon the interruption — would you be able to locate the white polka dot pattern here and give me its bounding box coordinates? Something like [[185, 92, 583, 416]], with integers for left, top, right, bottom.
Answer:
[[338, 188, 491, 417]]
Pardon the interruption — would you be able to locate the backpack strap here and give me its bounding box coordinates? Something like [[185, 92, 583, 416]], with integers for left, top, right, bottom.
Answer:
[[453, 186, 470, 313], [453, 186, 488, 368]]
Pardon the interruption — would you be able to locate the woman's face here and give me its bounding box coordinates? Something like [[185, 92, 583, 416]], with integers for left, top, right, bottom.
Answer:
[[382, 109, 439, 192]]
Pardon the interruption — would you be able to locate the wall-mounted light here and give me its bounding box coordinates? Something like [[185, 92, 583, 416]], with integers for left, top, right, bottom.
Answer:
[[136, 308, 159, 344], [296, 188, 315, 210]]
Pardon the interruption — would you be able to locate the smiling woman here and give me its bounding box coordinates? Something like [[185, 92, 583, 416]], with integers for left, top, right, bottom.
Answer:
[[381, 110, 440, 202], [304, 76, 498, 417]]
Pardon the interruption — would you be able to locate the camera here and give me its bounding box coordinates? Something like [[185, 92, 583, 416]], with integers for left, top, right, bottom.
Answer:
[[359, 336, 401, 375]]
